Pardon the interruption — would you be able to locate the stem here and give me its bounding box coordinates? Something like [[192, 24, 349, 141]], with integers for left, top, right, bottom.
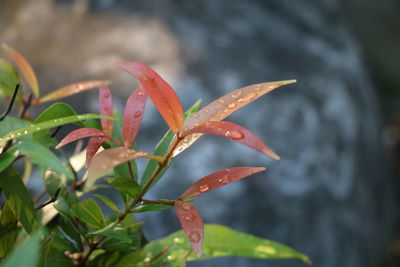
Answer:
[[20, 93, 33, 119], [141, 199, 176, 205], [127, 161, 135, 180], [0, 84, 19, 121]]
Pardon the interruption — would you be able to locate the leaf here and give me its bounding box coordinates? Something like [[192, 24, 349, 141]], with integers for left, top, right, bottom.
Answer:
[[116, 62, 184, 133], [0, 168, 38, 234], [42, 170, 67, 198], [3, 44, 39, 98], [36, 80, 110, 104], [133, 200, 174, 213], [0, 116, 30, 138], [0, 146, 18, 173], [93, 194, 120, 216], [15, 141, 73, 179], [88, 222, 131, 243], [0, 201, 18, 258], [180, 167, 266, 200], [2, 231, 41, 267], [86, 147, 164, 188], [71, 198, 106, 229], [99, 84, 114, 135], [182, 121, 279, 160], [105, 177, 141, 200], [53, 188, 79, 219], [85, 136, 106, 166], [122, 86, 147, 147], [173, 80, 296, 157], [174, 201, 204, 257], [0, 113, 111, 146], [184, 99, 202, 120], [0, 58, 21, 100], [53, 223, 83, 252], [55, 128, 109, 149]]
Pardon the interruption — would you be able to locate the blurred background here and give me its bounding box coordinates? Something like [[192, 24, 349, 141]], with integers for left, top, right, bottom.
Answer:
[[1, 0, 400, 266]]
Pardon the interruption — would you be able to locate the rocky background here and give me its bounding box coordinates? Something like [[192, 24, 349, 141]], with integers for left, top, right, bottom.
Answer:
[[1, 0, 399, 266]]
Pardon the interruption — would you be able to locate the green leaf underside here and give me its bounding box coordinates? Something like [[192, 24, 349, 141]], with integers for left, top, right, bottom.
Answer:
[[2, 232, 41, 267], [117, 224, 310, 266], [71, 199, 106, 229]]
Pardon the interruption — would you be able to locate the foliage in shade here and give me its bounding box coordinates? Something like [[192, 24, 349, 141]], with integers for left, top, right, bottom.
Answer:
[[2, 232, 41, 267]]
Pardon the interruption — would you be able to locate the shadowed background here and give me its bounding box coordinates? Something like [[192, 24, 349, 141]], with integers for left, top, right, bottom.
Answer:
[[1, 0, 399, 266]]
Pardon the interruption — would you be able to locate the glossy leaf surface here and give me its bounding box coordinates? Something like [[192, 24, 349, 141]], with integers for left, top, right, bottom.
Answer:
[[99, 84, 114, 135], [37, 80, 109, 104], [173, 80, 296, 157], [3, 45, 39, 98], [55, 128, 109, 149], [88, 222, 131, 243], [122, 86, 147, 147], [180, 167, 266, 200], [71, 198, 106, 229], [183, 121, 279, 160], [175, 201, 204, 257], [116, 62, 184, 133]]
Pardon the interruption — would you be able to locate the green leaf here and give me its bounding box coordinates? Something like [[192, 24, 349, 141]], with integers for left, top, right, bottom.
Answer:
[[0, 58, 20, 100], [53, 188, 79, 219], [0, 201, 18, 258], [117, 224, 310, 266], [0, 146, 18, 173], [40, 238, 73, 267], [93, 194, 120, 216], [0, 113, 112, 147], [71, 198, 106, 229], [184, 99, 202, 120], [88, 222, 131, 243], [52, 222, 83, 252], [2, 231, 41, 267], [99, 222, 143, 253], [42, 170, 66, 198], [15, 141, 73, 179], [105, 177, 141, 200], [0, 168, 38, 234], [0, 117, 31, 138], [133, 200, 174, 213]]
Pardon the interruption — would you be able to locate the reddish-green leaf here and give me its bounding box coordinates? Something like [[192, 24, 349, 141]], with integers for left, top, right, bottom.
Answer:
[[86, 136, 106, 166], [180, 167, 266, 200], [3, 45, 39, 98], [86, 147, 165, 184], [174, 201, 204, 257], [55, 128, 110, 149], [182, 121, 279, 160], [122, 86, 147, 147], [36, 80, 110, 104], [173, 80, 296, 157], [99, 84, 113, 135], [115, 62, 184, 133]]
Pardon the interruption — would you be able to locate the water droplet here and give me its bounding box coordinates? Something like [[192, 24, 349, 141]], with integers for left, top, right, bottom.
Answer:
[[72, 134, 77, 138], [10, 134, 15, 138], [77, 84, 84, 90], [199, 184, 210, 193], [182, 213, 195, 221], [182, 204, 192, 211], [194, 114, 200, 118], [174, 237, 183, 244], [223, 109, 229, 113], [17, 133, 21, 136], [36, 127, 41, 130], [255, 86, 261, 91], [238, 92, 257, 102], [188, 231, 201, 243], [203, 108, 209, 113], [218, 99, 225, 104], [268, 85, 276, 89], [231, 91, 242, 99], [24, 130, 28, 134], [134, 111, 142, 118], [225, 131, 244, 140], [143, 257, 151, 263], [227, 103, 236, 108], [219, 175, 230, 185], [104, 92, 110, 98], [138, 91, 144, 95]]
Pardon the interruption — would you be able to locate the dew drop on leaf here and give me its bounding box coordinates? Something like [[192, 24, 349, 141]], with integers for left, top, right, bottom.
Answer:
[[188, 230, 201, 243], [238, 92, 257, 103], [224, 130, 244, 140], [182, 204, 192, 211], [227, 103, 236, 108], [182, 213, 195, 221], [231, 91, 242, 99], [134, 111, 142, 118], [199, 184, 210, 193]]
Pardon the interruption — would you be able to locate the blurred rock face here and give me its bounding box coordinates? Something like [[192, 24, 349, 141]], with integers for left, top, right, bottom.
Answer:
[[0, 0, 394, 266]]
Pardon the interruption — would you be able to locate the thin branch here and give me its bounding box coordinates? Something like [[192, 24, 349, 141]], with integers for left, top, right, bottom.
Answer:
[[51, 126, 62, 138], [0, 84, 20, 121], [35, 188, 61, 210], [19, 93, 33, 119]]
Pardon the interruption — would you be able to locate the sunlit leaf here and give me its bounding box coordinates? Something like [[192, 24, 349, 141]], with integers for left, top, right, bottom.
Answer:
[[3, 44, 39, 98], [86, 147, 164, 188], [173, 80, 296, 157], [71, 198, 106, 229], [180, 167, 266, 200], [86, 136, 106, 166], [36, 80, 110, 104], [122, 86, 147, 147], [0, 58, 21, 100], [116, 62, 184, 133], [182, 121, 279, 160], [2, 231, 41, 267], [174, 201, 204, 257], [0, 168, 38, 234], [55, 128, 110, 149], [99, 84, 114, 135], [0, 113, 111, 146]]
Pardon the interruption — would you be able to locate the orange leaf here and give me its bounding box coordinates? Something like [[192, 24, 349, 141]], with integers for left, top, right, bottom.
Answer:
[[86, 136, 106, 166], [99, 84, 113, 135], [182, 121, 279, 160], [36, 80, 110, 104], [122, 87, 147, 147], [174, 201, 204, 257], [179, 167, 266, 200], [55, 128, 112, 149], [115, 62, 184, 134], [86, 147, 164, 182], [3, 44, 39, 98], [173, 80, 296, 157]]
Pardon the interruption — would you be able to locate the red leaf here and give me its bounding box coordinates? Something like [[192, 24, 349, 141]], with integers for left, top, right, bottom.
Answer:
[[180, 167, 266, 200], [99, 84, 113, 136], [173, 80, 296, 157], [55, 128, 109, 149], [86, 136, 106, 166], [115, 62, 184, 134], [174, 201, 204, 257], [122, 86, 147, 147], [86, 147, 165, 182], [182, 121, 280, 160]]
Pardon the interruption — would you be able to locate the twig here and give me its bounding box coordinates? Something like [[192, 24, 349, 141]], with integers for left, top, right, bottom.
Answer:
[[0, 84, 19, 121], [35, 188, 61, 210], [19, 93, 33, 119]]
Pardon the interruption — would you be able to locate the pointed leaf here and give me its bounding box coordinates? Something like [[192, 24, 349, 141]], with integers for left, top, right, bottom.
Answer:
[[173, 80, 296, 157], [2, 232, 41, 267], [180, 167, 266, 200], [71, 198, 106, 229], [3, 45, 39, 98], [122, 86, 147, 147], [88, 222, 131, 243], [116, 62, 184, 133], [0, 58, 21, 100], [0, 146, 19, 173], [182, 121, 279, 160], [133, 200, 173, 213], [174, 201, 204, 257], [0, 200, 18, 258], [36, 80, 110, 104], [93, 194, 120, 216], [105, 177, 141, 199], [0, 113, 112, 147], [86, 136, 106, 166], [55, 128, 109, 149], [99, 84, 114, 135], [86, 147, 164, 187]]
